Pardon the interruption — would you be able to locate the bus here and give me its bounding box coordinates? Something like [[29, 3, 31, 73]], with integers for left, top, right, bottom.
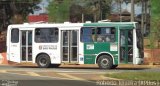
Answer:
[[6, 22, 144, 69]]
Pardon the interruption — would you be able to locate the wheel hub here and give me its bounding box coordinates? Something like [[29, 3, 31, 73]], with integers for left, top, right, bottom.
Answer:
[[101, 58, 109, 66], [40, 58, 47, 66]]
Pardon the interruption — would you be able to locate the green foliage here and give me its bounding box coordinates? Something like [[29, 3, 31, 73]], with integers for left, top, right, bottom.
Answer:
[[48, 0, 72, 22], [149, 19, 160, 49], [17, 0, 40, 18], [47, 0, 112, 23], [0, 0, 41, 31], [106, 72, 160, 80], [149, 0, 160, 49], [151, 0, 160, 19], [84, 0, 112, 21]]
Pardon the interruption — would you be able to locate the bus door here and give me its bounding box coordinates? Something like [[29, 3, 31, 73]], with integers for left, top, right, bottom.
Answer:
[[20, 30, 33, 62], [61, 30, 79, 63], [9, 28, 20, 63], [120, 29, 133, 63]]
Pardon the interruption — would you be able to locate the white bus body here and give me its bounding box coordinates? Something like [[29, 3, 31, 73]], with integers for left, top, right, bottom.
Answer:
[[7, 22, 143, 69]]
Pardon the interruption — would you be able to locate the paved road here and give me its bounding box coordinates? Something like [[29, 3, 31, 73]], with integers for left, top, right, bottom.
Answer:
[[0, 65, 97, 86], [0, 65, 104, 86], [0, 72, 61, 80], [0, 65, 160, 73], [0, 65, 160, 86], [17, 80, 96, 86], [0, 73, 96, 86]]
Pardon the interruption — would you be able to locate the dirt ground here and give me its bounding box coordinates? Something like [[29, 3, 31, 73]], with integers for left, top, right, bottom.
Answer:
[[144, 49, 160, 65]]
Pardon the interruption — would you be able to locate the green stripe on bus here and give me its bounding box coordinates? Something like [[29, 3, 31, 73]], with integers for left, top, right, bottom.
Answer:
[[83, 43, 118, 64]]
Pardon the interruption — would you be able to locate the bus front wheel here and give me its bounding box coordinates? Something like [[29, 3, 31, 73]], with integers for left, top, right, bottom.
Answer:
[[36, 54, 51, 68], [97, 55, 113, 69]]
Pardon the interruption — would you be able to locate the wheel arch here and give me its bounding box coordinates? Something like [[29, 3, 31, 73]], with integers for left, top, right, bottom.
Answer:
[[35, 52, 51, 63], [95, 52, 115, 64]]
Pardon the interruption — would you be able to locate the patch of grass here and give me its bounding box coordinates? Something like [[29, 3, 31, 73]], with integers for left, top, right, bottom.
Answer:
[[105, 72, 160, 80]]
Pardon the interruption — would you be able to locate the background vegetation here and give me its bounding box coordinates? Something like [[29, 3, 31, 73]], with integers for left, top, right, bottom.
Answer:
[[150, 0, 160, 48], [106, 72, 160, 80], [47, 0, 112, 23], [0, 0, 40, 32]]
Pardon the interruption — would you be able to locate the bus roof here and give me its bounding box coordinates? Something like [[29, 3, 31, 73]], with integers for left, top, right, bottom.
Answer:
[[84, 22, 136, 29], [8, 23, 83, 29], [8, 22, 136, 30]]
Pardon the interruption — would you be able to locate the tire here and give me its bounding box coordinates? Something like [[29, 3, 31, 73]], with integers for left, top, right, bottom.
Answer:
[[111, 65, 118, 69], [50, 64, 61, 68], [97, 55, 113, 69], [36, 54, 51, 68]]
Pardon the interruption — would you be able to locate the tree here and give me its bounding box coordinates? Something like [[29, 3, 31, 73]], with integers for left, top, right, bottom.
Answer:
[[69, 4, 83, 22], [47, 0, 72, 23], [84, 0, 112, 22], [150, 0, 160, 48], [47, 0, 112, 23], [10, 0, 40, 23], [0, 0, 40, 31]]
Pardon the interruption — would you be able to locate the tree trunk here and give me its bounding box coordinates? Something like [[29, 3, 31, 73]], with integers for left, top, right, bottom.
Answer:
[[99, 0, 102, 20], [10, 0, 17, 15], [119, 0, 122, 22], [94, 14, 97, 22], [144, 0, 148, 35], [141, 0, 144, 35], [131, 0, 134, 22]]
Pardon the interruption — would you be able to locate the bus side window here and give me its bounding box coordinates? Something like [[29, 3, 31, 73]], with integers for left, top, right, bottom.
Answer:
[[81, 27, 95, 42], [97, 27, 115, 42], [50, 28, 58, 42], [11, 28, 19, 43], [110, 28, 116, 42], [35, 28, 58, 43], [35, 29, 41, 42]]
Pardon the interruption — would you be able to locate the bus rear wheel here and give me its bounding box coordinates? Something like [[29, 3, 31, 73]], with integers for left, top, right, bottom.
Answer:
[[97, 55, 113, 69], [36, 54, 51, 68]]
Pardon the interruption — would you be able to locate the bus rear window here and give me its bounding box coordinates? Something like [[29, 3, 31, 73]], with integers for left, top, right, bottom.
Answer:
[[11, 28, 19, 43], [35, 28, 58, 43]]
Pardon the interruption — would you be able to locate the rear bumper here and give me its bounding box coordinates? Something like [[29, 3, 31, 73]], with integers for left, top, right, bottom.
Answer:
[[135, 58, 144, 65]]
